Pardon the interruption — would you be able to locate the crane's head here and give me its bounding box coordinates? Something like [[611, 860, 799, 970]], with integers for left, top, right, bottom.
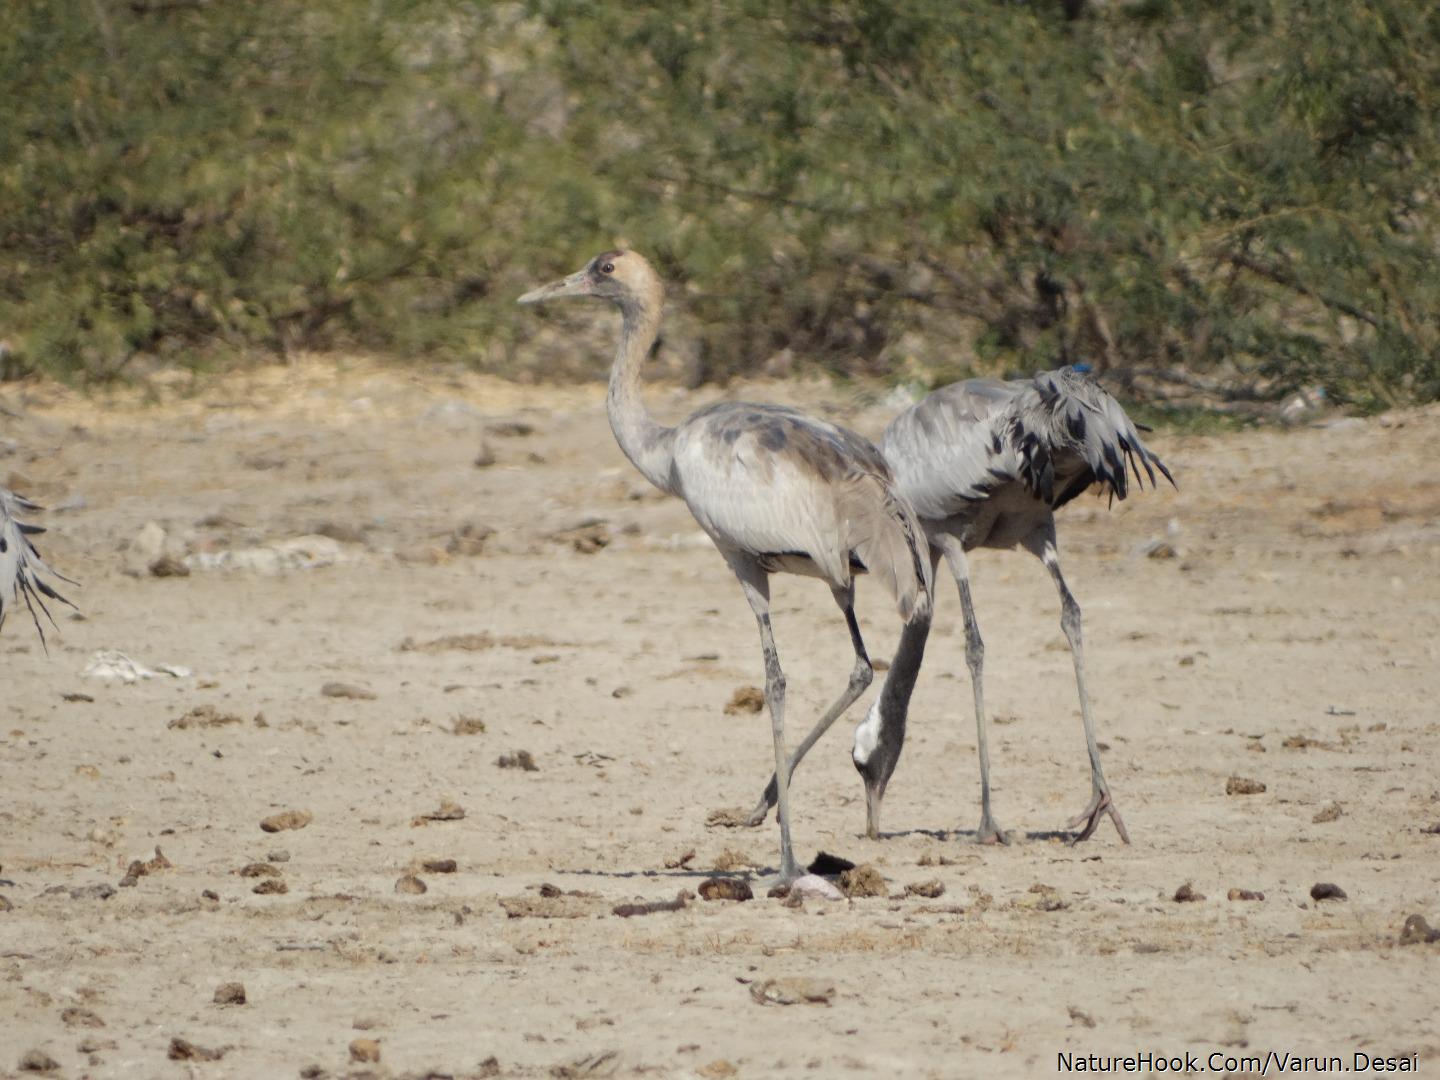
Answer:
[[851, 697, 903, 840], [518, 249, 662, 310]]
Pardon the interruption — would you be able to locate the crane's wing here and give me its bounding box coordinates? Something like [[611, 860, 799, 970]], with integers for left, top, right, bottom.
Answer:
[[673, 403, 931, 620], [881, 379, 1026, 519], [1, 486, 77, 648]]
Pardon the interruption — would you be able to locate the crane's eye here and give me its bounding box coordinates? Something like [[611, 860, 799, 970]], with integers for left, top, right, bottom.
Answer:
[[601, 262, 615, 274]]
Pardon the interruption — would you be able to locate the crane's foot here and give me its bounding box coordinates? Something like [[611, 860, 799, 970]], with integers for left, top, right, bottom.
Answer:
[[757, 856, 805, 893], [977, 812, 1011, 846], [743, 774, 780, 827], [1066, 788, 1130, 845]]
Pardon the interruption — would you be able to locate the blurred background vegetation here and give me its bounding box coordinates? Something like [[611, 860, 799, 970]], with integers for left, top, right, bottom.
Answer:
[[2, 0, 1436, 409]]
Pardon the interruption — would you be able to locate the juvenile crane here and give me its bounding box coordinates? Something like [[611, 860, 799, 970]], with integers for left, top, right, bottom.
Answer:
[[519, 250, 933, 885], [1, 484, 75, 646], [859, 367, 1174, 843]]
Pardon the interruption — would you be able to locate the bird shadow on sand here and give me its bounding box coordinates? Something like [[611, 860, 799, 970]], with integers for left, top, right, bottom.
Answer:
[[877, 826, 1079, 845]]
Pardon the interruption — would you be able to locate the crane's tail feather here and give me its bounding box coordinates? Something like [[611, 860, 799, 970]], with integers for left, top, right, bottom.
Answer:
[[844, 474, 933, 624], [1, 489, 78, 651], [1008, 367, 1175, 509]]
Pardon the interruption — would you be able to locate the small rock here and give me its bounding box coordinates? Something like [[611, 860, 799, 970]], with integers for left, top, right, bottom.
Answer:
[[213, 982, 247, 1005], [749, 977, 835, 1006], [349, 1039, 381, 1064], [451, 715, 486, 736], [18, 1049, 59, 1072], [1173, 882, 1205, 903], [321, 681, 376, 700], [201, 889, 219, 901], [395, 875, 428, 895], [168, 1036, 225, 1061], [1227, 888, 1265, 901], [1398, 914, 1440, 945], [496, 751, 538, 772], [421, 858, 457, 874], [787, 874, 844, 902], [1312, 803, 1343, 823], [260, 810, 312, 833], [149, 554, 191, 577], [1310, 882, 1347, 902], [252, 879, 288, 895], [1226, 776, 1266, 795], [906, 879, 945, 899], [839, 864, 887, 898], [723, 686, 765, 715], [697, 877, 753, 902]]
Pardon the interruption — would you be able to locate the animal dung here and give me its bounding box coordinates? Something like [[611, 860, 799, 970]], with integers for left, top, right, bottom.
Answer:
[[748, 977, 835, 1006], [420, 858, 457, 874], [259, 809, 313, 833], [213, 982, 246, 1005], [906, 879, 945, 899], [839, 865, 887, 898], [1310, 882, 1347, 902], [697, 877, 753, 902], [1173, 882, 1205, 903], [496, 751, 538, 772], [722, 686, 765, 715], [1226, 776, 1266, 795]]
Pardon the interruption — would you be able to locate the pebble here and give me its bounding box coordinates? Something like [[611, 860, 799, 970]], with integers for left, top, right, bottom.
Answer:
[[1310, 882, 1347, 902]]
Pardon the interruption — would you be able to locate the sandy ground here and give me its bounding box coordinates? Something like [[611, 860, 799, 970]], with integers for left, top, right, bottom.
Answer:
[[2, 359, 1438, 1080]]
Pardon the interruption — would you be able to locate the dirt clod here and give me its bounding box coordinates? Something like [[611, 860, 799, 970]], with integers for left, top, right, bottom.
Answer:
[[260, 810, 312, 833], [663, 848, 696, 870], [239, 862, 281, 877], [149, 554, 191, 577], [1174, 882, 1205, 903], [348, 1038, 381, 1063], [1313, 803, 1344, 823], [1310, 882, 1347, 902], [698, 877, 753, 902], [213, 982, 247, 1005], [61, 1007, 104, 1028], [395, 875, 427, 895], [252, 879, 288, 895], [1226, 776, 1267, 795], [320, 681, 376, 700], [421, 858, 457, 874], [451, 715, 486, 736], [496, 751, 538, 772], [18, 1049, 59, 1072]]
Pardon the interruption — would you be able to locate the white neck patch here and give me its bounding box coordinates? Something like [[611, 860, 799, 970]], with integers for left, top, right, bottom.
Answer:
[[852, 699, 884, 766]]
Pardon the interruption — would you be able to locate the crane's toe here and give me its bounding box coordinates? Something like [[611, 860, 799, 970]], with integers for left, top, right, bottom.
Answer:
[[976, 814, 1011, 845], [1066, 789, 1130, 845]]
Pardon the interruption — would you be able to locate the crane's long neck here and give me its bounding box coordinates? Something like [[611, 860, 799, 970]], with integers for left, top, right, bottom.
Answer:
[[607, 294, 677, 495], [877, 611, 930, 747]]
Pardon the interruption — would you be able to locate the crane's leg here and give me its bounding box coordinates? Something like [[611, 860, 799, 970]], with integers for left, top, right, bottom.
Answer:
[[934, 534, 1007, 844], [1022, 525, 1130, 844], [730, 559, 804, 886], [745, 582, 873, 827]]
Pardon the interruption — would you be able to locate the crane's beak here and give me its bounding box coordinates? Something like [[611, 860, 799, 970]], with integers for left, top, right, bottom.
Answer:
[[864, 777, 885, 840], [517, 269, 592, 305]]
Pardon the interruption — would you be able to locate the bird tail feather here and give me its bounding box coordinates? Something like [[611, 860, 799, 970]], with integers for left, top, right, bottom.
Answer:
[[0, 488, 77, 648], [1006, 367, 1176, 508]]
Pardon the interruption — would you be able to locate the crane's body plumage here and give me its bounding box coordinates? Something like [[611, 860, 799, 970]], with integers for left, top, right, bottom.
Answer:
[[520, 249, 932, 880], [862, 366, 1174, 843], [1, 485, 74, 645]]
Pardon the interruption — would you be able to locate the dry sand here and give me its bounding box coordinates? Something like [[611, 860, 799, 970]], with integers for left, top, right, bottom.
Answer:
[[2, 359, 1438, 1078]]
